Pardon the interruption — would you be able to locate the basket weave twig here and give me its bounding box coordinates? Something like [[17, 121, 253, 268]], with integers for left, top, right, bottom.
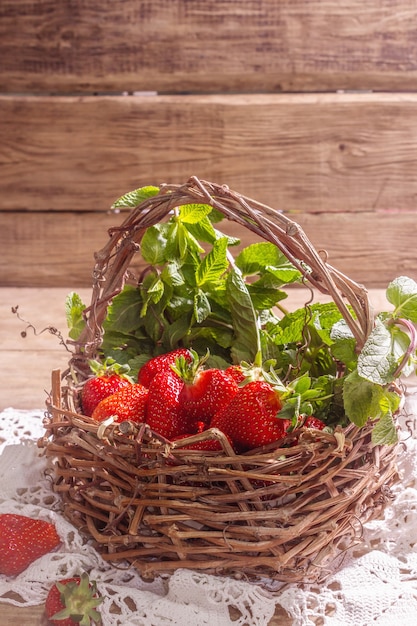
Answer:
[[41, 177, 399, 584]]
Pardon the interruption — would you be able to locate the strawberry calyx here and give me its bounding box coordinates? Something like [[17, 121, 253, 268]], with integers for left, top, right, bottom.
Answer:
[[170, 348, 209, 384], [232, 351, 286, 390], [87, 357, 133, 382], [49, 573, 103, 626]]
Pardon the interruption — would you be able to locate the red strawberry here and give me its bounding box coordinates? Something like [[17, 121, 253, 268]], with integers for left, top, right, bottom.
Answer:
[[225, 364, 246, 384], [0, 513, 61, 576], [81, 359, 132, 417], [91, 383, 148, 423], [45, 573, 102, 626], [179, 368, 239, 428], [138, 348, 192, 387], [145, 368, 188, 440], [211, 380, 290, 452], [302, 415, 326, 430]]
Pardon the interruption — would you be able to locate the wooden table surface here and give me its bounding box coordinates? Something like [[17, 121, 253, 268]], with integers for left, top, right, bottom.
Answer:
[[0, 286, 401, 624]]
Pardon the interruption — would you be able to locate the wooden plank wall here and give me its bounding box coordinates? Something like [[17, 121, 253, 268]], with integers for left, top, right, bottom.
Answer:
[[1, 0, 417, 288]]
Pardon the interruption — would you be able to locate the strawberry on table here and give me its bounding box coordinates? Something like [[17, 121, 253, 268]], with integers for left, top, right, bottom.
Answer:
[[45, 573, 102, 626], [137, 348, 192, 388], [91, 383, 148, 423], [211, 380, 290, 452], [81, 358, 132, 417], [0, 513, 61, 577]]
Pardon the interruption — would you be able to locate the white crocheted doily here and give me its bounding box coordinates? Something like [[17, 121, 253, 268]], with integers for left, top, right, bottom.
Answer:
[[1, 395, 417, 626]]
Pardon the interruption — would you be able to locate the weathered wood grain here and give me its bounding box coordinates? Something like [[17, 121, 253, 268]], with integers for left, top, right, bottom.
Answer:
[[1, 0, 417, 93], [2, 92, 417, 214], [1, 209, 416, 288]]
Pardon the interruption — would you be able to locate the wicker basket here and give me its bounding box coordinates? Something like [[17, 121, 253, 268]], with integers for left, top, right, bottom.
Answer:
[[41, 177, 400, 584]]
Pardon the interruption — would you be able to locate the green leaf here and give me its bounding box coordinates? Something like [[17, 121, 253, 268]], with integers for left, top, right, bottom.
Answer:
[[343, 370, 376, 427], [236, 242, 282, 275], [271, 303, 341, 345], [226, 267, 261, 363], [178, 203, 213, 224], [179, 222, 205, 259], [102, 286, 143, 334], [357, 318, 397, 384], [111, 185, 160, 209], [141, 274, 166, 316], [194, 290, 211, 324], [343, 369, 396, 428], [141, 223, 170, 265], [161, 261, 185, 287], [65, 292, 86, 340], [387, 276, 417, 322], [331, 338, 357, 369], [195, 237, 229, 287], [162, 312, 193, 349], [371, 412, 398, 445], [186, 218, 240, 246]]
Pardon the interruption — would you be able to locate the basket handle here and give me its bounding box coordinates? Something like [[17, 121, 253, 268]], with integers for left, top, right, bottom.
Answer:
[[74, 177, 373, 364]]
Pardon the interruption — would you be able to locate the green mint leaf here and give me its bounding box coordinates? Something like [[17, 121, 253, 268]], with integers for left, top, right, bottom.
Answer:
[[386, 276, 417, 322], [185, 217, 218, 245], [101, 331, 153, 361], [186, 218, 240, 246], [161, 261, 185, 287], [140, 274, 165, 316], [343, 370, 375, 427], [235, 242, 278, 274], [194, 290, 211, 324], [330, 319, 355, 341], [343, 369, 394, 427], [292, 374, 312, 394], [236, 242, 300, 284], [331, 338, 358, 369], [65, 292, 86, 340], [111, 185, 159, 209], [162, 312, 193, 349], [357, 318, 397, 384], [102, 286, 143, 334], [195, 237, 228, 287], [371, 411, 398, 445], [179, 203, 213, 224], [141, 223, 170, 265], [226, 267, 261, 363], [208, 208, 225, 223], [247, 282, 288, 310], [179, 222, 205, 259], [188, 325, 234, 350]]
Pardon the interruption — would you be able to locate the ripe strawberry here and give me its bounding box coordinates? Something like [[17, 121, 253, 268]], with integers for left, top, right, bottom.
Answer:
[[211, 380, 290, 452], [0, 513, 61, 576], [91, 383, 148, 423], [225, 364, 246, 384], [137, 348, 192, 388], [301, 415, 326, 430], [81, 358, 132, 416], [179, 368, 239, 429], [45, 573, 102, 626], [145, 367, 188, 440]]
